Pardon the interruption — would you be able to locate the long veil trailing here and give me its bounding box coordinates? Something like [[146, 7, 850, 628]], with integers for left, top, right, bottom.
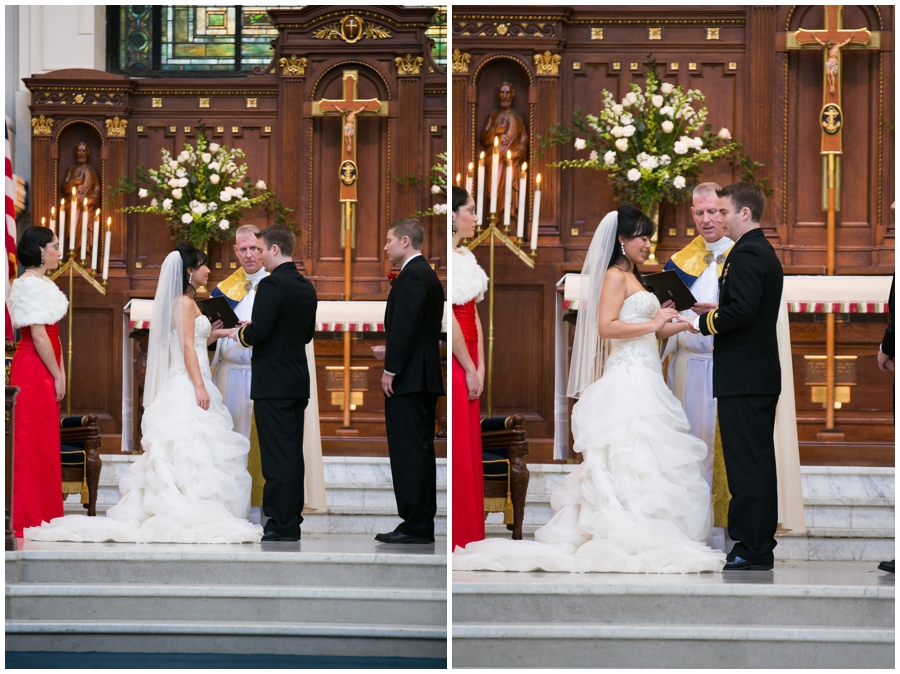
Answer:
[[567, 210, 618, 399], [143, 250, 186, 408]]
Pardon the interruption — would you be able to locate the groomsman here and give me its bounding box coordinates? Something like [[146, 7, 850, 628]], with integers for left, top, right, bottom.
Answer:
[[377, 219, 445, 544], [695, 182, 783, 571]]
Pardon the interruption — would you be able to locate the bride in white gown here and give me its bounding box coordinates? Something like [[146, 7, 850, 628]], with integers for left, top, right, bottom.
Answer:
[[453, 206, 725, 573], [27, 246, 261, 544]]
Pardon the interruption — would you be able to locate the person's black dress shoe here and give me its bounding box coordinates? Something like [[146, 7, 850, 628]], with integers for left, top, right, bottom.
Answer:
[[723, 556, 773, 571], [877, 559, 894, 573], [374, 530, 435, 544], [261, 531, 301, 542]]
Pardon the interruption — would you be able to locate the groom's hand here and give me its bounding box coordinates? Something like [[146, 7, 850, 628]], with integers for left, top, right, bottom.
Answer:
[[692, 301, 718, 314], [381, 372, 395, 397]]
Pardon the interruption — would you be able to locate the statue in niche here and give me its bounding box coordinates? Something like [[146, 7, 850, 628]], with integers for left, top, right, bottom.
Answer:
[[61, 141, 101, 243], [480, 82, 529, 224]]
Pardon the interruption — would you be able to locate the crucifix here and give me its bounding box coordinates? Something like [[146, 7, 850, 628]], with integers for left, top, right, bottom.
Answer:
[[312, 70, 387, 433], [788, 6, 877, 439]]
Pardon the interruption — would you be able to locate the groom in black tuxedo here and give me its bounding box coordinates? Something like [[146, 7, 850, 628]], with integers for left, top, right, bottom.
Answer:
[[376, 219, 445, 544], [696, 182, 783, 571], [234, 225, 317, 542]]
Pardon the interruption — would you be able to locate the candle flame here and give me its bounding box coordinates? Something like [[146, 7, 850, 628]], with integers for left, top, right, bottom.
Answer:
[[51, 207, 56, 216], [41, 216, 46, 226], [521, 162, 528, 172], [493, 136, 499, 148], [456, 173, 461, 185], [72, 187, 76, 196], [61, 199, 65, 207], [507, 150, 512, 160], [95, 208, 100, 216], [106, 216, 112, 229], [479, 151, 485, 160], [83, 197, 88, 206], [468, 162, 474, 172], [536, 173, 542, 185]]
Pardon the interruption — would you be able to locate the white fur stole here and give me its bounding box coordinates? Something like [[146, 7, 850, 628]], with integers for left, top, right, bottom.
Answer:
[[7, 275, 69, 328], [451, 247, 489, 305]]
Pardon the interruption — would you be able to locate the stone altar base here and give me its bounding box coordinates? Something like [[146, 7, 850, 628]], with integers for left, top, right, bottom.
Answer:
[[6, 535, 447, 660], [452, 561, 894, 668]]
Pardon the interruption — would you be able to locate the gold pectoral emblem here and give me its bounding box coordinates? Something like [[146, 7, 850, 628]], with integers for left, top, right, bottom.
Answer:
[[340, 160, 358, 187], [821, 103, 842, 135]]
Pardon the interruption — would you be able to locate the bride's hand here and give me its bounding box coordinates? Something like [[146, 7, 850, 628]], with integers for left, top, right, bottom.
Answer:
[[679, 315, 700, 334], [194, 383, 210, 410], [652, 307, 680, 331]]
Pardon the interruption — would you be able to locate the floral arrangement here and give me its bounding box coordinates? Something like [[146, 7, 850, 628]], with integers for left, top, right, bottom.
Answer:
[[544, 63, 741, 208], [418, 152, 448, 217], [113, 125, 281, 248]]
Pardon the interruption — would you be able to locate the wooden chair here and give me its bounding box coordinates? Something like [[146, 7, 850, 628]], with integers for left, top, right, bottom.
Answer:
[[481, 414, 530, 540], [60, 415, 103, 517]]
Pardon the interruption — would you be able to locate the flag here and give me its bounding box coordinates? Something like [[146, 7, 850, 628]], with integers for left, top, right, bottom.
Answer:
[[5, 122, 18, 340]]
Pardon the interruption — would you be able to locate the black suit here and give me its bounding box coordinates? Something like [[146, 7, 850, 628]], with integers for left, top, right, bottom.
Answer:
[[384, 254, 445, 538], [699, 228, 783, 565], [238, 261, 317, 537]]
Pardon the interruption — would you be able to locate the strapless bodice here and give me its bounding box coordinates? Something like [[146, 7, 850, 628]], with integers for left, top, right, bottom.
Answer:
[[169, 315, 212, 380], [606, 291, 661, 373]]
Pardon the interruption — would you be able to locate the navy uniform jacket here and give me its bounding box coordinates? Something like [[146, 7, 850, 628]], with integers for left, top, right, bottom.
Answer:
[[698, 228, 783, 398], [238, 261, 317, 400], [384, 255, 445, 397]]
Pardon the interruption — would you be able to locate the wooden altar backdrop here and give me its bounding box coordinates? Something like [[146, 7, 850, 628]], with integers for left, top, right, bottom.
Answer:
[[452, 5, 894, 461], [23, 7, 447, 452]]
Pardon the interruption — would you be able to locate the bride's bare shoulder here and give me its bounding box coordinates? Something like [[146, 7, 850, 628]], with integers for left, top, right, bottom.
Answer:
[[603, 266, 627, 287]]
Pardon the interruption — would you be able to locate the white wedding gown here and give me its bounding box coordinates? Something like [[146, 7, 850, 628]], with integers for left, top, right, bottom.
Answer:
[[453, 292, 725, 573], [26, 315, 262, 544]]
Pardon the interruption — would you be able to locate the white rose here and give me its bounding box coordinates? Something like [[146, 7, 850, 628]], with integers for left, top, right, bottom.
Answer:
[[692, 137, 703, 149], [176, 168, 186, 178], [162, 198, 173, 210], [209, 143, 220, 153], [178, 177, 189, 188], [589, 150, 599, 161], [171, 188, 183, 200], [625, 92, 638, 105], [574, 138, 587, 150], [220, 192, 232, 203], [651, 94, 664, 108], [660, 82, 674, 95], [169, 161, 179, 171], [138, 188, 148, 198], [256, 180, 267, 190], [181, 213, 193, 224], [615, 138, 629, 152], [620, 113, 633, 126], [718, 127, 732, 140], [209, 174, 220, 185], [433, 203, 447, 215], [150, 198, 158, 207], [234, 187, 244, 197], [604, 150, 616, 164], [201, 152, 212, 164], [659, 105, 674, 117], [178, 151, 190, 162], [661, 120, 674, 133], [660, 154, 671, 166], [207, 202, 217, 211], [431, 184, 441, 194], [627, 168, 641, 182], [167, 178, 179, 188], [621, 125, 636, 138], [208, 162, 220, 172], [610, 126, 624, 138], [218, 219, 229, 230], [673, 176, 686, 189], [612, 104, 623, 116], [673, 142, 688, 155]]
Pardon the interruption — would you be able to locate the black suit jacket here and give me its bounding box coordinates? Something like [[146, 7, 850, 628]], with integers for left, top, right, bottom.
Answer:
[[699, 228, 783, 398], [384, 255, 445, 396], [238, 261, 317, 400]]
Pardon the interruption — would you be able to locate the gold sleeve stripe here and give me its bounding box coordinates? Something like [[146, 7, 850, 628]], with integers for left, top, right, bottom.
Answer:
[[706, 311, 718, 335], [238, 325, 250, 347]]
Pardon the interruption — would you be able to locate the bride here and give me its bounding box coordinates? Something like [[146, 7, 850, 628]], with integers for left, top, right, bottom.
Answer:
[[27, 245, 262, 544], [453, 206, 725, 573]]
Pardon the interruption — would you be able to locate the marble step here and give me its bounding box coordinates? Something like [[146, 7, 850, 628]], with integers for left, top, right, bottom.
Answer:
[[302, 508, 448, 536], [6, 620, 446, 659], [7, 583, 445, 626], [451, 623, 893, 669]]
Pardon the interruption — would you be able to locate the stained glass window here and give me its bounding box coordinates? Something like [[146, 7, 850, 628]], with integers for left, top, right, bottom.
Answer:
[[110, 6, 447, 75]]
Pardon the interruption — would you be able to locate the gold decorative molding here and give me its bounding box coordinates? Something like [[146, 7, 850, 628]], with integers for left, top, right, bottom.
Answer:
[[168, 126, 177, 133], [534, 51, 561, 75], [670, 62, 680, 71], [452, 49, 471, 74], [649, 27, 662, 40], [264, 126, 272, 134], [279, 55, 309, 77], [689, 62, 698, 71], [430, 125, 439, 133], [105, 116, 127, 137], [199, 97, 210, 108], [152, 97, 162, 108], [591, 27, 604, 40], [246, 97, 258, 108], [136, 125, 144, 133], [232, 126, 239, 133], [611, 62, 621, 71], [312, 15, 391, 43], [216, 126, 224, 133], [395, 54, 424, 75], [184, 126, 191, 133], [707, 27, 721, 40], [74, 93, 85, 104], [573, 62, 582, 71], [30, 115, 53, 136], [495, 22, 510, 36], [727, 62, 737, 71], [630, 62, 639, 71]]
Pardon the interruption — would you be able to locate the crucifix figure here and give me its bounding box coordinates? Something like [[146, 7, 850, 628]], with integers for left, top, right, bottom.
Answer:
[[812, 32, 857, 94], [312, 70, 387, 433]]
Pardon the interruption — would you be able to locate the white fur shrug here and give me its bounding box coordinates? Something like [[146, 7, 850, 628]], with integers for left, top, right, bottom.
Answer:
[[451, 247, 489, 305], [7, 275, 69, 328]]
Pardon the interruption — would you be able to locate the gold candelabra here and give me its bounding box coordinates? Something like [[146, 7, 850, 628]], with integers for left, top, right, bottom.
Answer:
[[466, 212, 535, 417], [49, 251, 107, 416]]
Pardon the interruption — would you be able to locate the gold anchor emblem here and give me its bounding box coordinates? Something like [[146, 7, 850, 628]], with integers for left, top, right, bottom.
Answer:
[[821, 103, 842, 135]]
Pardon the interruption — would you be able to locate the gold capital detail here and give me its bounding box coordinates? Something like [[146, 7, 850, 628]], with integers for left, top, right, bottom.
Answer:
[[279, 55, 308, 77], [199, 97, 210, 108], [105, 117, 127, 137], [395, 54, 424, 75], [591, 27, 604, 40], [452, 49, 471, 74], [31, 115, 53, 135], [152, 97, 162, 108], [246, 97, 258, 108], [707, 27, 721, 40], [534, 51, 561, 75], [649, 27, 662, 40]]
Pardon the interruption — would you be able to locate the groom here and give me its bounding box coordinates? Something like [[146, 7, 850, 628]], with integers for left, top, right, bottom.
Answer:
[[377, 219, 445, 544], [695, 182, 783, 571], [234, 225, 317, 542]]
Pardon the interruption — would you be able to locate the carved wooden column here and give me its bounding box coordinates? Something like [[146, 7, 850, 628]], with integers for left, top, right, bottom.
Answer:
[[277, 55, 309, 263], [533, 52, 561, 232], [748, 6, 777, 236], [452, 50, 471, 180], [104, 116, 128, 274], [29, 116, 54, 226], [395, 53, 425, 220]]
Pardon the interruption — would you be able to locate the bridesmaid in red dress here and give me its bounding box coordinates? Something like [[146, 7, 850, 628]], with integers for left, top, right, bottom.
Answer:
[[7, 226, 68, 536], [451, 187, 489, 550]]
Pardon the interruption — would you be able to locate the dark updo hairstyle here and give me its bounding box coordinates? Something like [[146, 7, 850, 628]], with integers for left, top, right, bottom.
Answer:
[[452, 185, 471, 214], [175, 243, 208, 297], [607, 204, 656, 286], [18, 226, 56, 268]]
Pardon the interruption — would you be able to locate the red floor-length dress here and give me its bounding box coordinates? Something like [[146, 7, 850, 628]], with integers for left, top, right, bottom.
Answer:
[[10, 323, 64, 536]]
